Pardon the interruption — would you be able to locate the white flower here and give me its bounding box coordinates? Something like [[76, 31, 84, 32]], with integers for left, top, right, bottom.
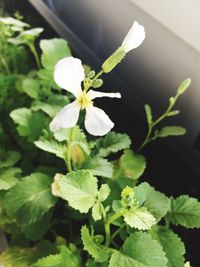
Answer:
[[50, 57, 121, 136], [121, 21, 145, 53]]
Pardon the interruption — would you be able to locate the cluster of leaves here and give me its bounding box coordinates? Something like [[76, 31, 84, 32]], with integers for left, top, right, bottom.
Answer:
[[0, 15, 199, 267]]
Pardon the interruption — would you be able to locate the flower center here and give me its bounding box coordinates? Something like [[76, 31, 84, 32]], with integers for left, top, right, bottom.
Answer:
[[76, 92, 93, 109]]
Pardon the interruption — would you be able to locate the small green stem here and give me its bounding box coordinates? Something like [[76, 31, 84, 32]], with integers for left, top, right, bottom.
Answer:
[[65, 127, 75, 172], [105, 211, 122, 246], [138, 94, 180, 151], [0, 55, 10, 74], [28, 42, 41, 69], [85, 69, 104, 92], [111, 223, 126, 241]]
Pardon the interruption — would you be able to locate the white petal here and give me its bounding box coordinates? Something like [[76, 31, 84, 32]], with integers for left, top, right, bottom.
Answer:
[[121, 21, 145, 52], [85, 106, 114, 136], [87, 90, 121, 100], [54, 56, 85, 97], [50, 101, 80, 132]]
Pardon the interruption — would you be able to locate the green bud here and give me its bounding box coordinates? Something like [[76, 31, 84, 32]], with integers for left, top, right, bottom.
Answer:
[[121, 186, 135, 207], [93, 79, 103, 88], [87, 70, 95, 78], [102, 47, 126, 73], [84, 77, 92, 89], [177, 78, 191, 95]]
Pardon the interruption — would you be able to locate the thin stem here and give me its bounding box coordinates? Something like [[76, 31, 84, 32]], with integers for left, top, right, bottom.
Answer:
[[104, 211, 122, 246], [65, 127, 75, 172], [138, 94, 180, 151], [111, 223, 126, 241], [105, 222, 111, 246], [28, 42, 41, 69], [85, 69, 104, 92], [0, 55, 10, 74]]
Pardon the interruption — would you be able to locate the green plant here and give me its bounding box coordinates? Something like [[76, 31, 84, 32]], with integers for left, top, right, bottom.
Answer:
[[0, 16, 198, 267]]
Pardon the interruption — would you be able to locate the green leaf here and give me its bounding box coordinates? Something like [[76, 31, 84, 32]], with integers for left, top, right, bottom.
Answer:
[[95, 132, 131, 157], [92, 202, 103, 221], [177, 78, 191, 95], [0, 17, 29, 28], [10, 108, 47, 142], [81, 157, 113, 178], [18, 28, 43, 42], [0, 240, 57, 267], [109, 251, 146, 267], [0, 167, 21, 190], [119, 150, 146, 180], [57, 170, 98, 213], [32, 95, 69, 118], [98, 184, 110, 202], [4, 173, 57, 224], [109, 232, 168, 267], [167, 195, 200, 228], [156, 126, 186, 138], [122, 207, 156, 230], [134, 182, 170, 221], [22, 78, 40, 99], [34, 140, 66, 159], [40, 38, 71, 70], [151, 226, 185, 267], [0, 149, 21, 168], [81, 226, 111, 262], [21, 210, 52, 241], [144, 104, 152, 126], [35, 245, 81, 267]]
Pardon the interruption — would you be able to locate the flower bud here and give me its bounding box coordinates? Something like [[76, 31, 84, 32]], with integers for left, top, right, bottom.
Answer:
[[102, 47, 126, 73]]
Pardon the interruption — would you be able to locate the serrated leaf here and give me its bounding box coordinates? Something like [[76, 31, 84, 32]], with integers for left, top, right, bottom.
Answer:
[[0, 167, 21, 190], [134, 182, 170, 221], [34, 140, 66, 159], [0, 149, 21, 168], [4, 173, 57, 224], [40, 39, 71, 70], [156, 126, 186, 138], [110, 232, 168, 267], [144, 104, 152, 126], [10, 108, 46, 142], [95, 132, 131, 157], [81, 226, 111, 262], [22, 78, 40, 99], [167, 195, 200, 228], [122, 207, 156, 230], [119, 150, 146, 180], [57, 170, 98, 213], [151, 226, 185, 267], [81, 157, 113, 178], [35, 245, 81, 267], [109, 251, 146, 267], [34, 254, 63, 267], [21, 210, 52, 241]]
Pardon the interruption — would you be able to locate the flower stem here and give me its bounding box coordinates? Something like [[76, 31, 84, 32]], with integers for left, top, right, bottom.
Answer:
[[138, 93, 180, 151], [105, 211, 122, 246], [28, 42, 41, 69], [65, 127, 75, 172]]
